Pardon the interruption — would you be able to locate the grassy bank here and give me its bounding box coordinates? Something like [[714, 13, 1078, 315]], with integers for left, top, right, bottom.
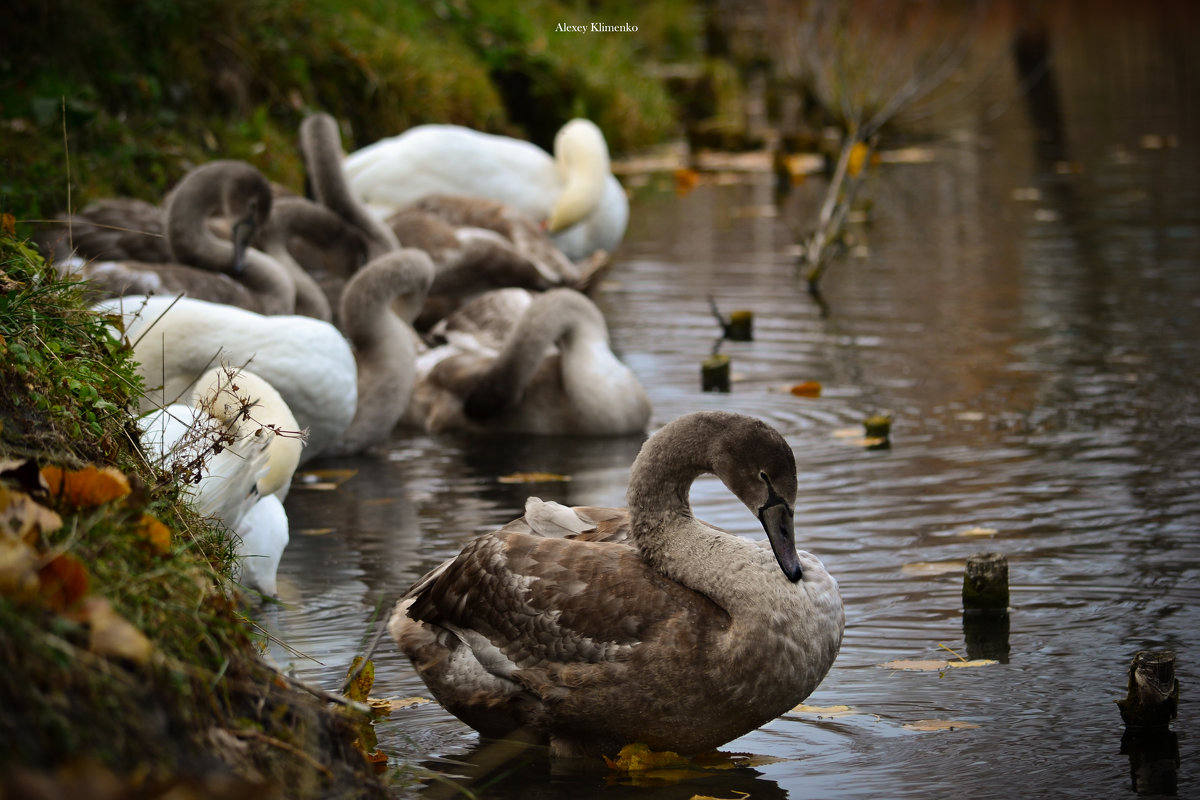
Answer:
[[0, 224, 390, 796], [0, 0, 697, 225]]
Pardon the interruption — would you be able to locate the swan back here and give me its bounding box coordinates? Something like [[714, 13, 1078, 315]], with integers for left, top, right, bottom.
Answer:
[[96, 294, 356, 462]]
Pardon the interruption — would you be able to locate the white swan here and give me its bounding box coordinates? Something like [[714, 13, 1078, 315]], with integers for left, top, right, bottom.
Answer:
[[301, 112, 593, 329], [326, 248, 436, 456], [139, 368, 301, 596], [94, 294, 356, 462], [342, 118, 628, 260], [403, 287, 650, 436], [389, 411, 844, 759]]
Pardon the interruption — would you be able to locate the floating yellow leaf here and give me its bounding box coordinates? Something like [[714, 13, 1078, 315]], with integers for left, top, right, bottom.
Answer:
[[690, 792, 749, 800], [498, 472, 572, 484], [294, 468, 357, 489], [789, 381, 822, 397], [135, 514, 172, 555], [41, 465, 130, 508], [881, 659, 997, 671], [674, 167, 700, 196], [791, 703, 856, 717], [79, 597, 153, 664], [604, 742, 690, 772], [960, 526, 998, 538], [900, 560, 966, 577], [369, 696, 431, 716], [903, 719, 980, 732], [298, 527, 337, 537], [344, 657, 375, 703]]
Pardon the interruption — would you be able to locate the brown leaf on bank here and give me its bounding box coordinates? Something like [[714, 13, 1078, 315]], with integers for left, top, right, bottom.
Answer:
[[38, 553, 90, 611], [134, 514, 172, 555], [41, 465, 131, 508], [78, 596, 153, 664], [0, 537, 40, 601], [0, 484, 63, 542]]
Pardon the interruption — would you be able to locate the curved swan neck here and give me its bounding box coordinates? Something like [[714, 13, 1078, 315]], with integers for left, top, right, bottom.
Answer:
[[166, 160, 273, 272], [338, 249, 435, 352], [547, 119, 610, 232], [301, 113, 401, 259], [468, 289, 604, 410]]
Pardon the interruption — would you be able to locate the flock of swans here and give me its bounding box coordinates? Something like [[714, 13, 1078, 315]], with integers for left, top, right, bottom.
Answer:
[[38, 113, 842, 760]]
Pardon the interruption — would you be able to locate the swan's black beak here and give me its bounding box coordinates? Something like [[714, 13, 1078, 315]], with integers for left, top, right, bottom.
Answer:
[[759, 498, 803, 582], [230, 204, 259, 276]]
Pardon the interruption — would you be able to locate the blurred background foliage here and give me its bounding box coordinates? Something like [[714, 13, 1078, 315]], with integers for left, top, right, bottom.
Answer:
[[0, 0, 705, 224]]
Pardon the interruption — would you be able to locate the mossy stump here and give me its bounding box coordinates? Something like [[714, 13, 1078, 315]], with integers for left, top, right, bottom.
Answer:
[[723, 310, 754, 341], [962, 552, 1009, 615], [701, 354, 731, 393], [1118, 650, 1179, 729]]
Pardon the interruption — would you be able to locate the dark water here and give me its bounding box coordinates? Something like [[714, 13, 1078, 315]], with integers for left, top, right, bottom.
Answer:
[[266, 8, 1200, 798]]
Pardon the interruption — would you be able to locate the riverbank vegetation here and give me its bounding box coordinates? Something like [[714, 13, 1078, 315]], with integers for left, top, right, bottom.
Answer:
[[0, 227, 390, 796]]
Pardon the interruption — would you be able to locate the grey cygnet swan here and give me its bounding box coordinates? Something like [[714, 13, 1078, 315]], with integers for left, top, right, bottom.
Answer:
[[35, 197, 171, 265], [51, 161, 296, 315], [299, 112, 596, 330], [390, 411, 844, 759], [404, 287, 651, 436], [326, 248, 436, 456]]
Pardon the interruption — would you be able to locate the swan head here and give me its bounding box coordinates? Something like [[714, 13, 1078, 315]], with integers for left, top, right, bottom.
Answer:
[[192, 367, 303, 500], [547, 119, 611, 233]]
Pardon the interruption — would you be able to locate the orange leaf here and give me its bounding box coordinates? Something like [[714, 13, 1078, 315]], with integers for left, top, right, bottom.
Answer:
[[38, 553, 90, 611], [135, 514, 172, 555], [41, 465, 131, 508], [364, 748, 389, 773], [789, 381, 822, 397]]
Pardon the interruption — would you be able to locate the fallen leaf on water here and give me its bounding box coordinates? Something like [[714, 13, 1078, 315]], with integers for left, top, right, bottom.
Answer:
[[903, 719, 981, 732], [135, 514, 172, 555], [831, 427, 862, 438], [298, 527, 337, 537], [41, 465, 130, 508], [605, 742, 690, 772], [369, 696, 432, 716], [364, 747, 389, 773], [791, 703, 857, 717], [79, 597, 153, 664], [344, 656, 375, 703], [690, 791, 749, 800], [960, 526, 998, 538], [0, 485, 63, 542], [789, 381, 822, 398], [900, 560, 967, 577], [881, 659, 998, 671], [38, 553, 90, 611], [498, 472, 572, 484], [293, 468, 357, 490]]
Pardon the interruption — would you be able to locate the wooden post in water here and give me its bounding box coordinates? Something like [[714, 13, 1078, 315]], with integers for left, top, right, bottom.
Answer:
[[1118, 650, 1179, 729], [701, 353, 731, 393], [962, 552, 1009, 613], [724, 310, 754, 341], [1118, 650, 1180, 794], [962, 552, 1010, 662]]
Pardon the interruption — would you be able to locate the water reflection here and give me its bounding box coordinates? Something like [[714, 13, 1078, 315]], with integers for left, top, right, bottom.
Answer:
[[258, 5, 1200, 798]]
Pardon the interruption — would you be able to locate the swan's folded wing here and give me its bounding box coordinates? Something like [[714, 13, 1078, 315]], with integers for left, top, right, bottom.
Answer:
[[404, 529, 728, 673]]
